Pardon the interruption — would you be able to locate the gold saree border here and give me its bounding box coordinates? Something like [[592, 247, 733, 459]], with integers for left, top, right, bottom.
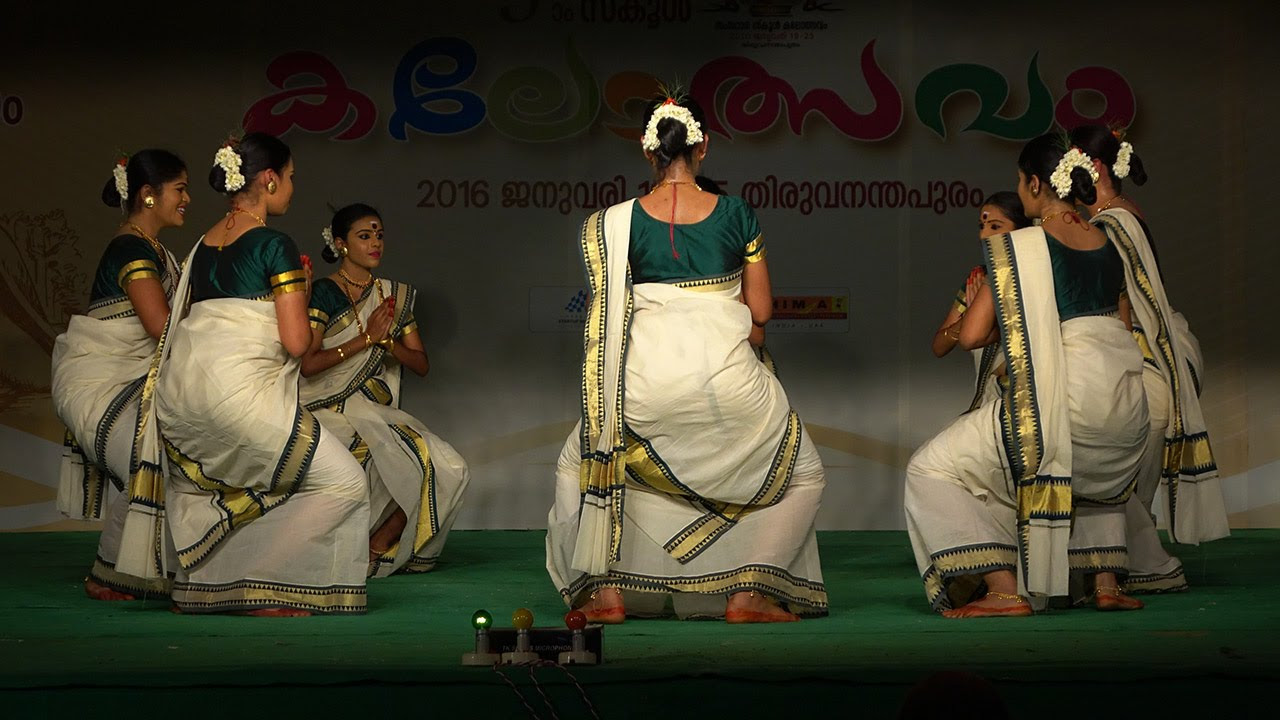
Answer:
[[1095, 214, 1220, 536], [985, 231, 1072, 585], [390, 423, 440, 558], [563, 563, 828, 614], [1067, 546, 1128, 573], [637, 410, 801, 564], [1123, 566, 1188, 594], [90, 556, 172, 597], [672, 267, 744, 293], [171, 578, 367, 614], [921, 542, 1018, 612], [304, 281, 413, 411], [167, 407, 321, 570], [577, 208, 632, 566]]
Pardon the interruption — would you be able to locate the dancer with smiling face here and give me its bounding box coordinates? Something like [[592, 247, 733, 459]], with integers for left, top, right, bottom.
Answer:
[[299, 204, 470, 576], [53, 149, 188, 600], [156, 133, 370, 616]]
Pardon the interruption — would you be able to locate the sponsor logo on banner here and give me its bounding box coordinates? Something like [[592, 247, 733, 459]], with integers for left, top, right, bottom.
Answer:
[[530, 286, 588, 332], [770, 287, 849, 333]]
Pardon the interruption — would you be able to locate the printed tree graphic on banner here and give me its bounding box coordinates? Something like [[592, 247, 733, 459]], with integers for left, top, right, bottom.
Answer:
[[0, 210, 86, 409]]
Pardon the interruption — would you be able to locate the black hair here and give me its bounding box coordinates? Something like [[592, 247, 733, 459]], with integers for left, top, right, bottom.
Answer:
[[979, 191, 1031, 230], [208, 132, 292, 195], [1017, 133, 1097, 206], [641, 96, 708, 171], [1068, 124, 1147, 192], [322, 203, 382, 263], [101, 149, 187, 213]]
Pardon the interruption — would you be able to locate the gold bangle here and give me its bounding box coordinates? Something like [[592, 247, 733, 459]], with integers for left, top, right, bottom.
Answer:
[[336, 346, 346, 361], [364, 333, 373, 348]]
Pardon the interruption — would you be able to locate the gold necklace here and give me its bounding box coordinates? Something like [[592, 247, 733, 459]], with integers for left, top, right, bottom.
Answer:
[[125, 222, 166, 258], [231, 207, 267, 226], [1096, 194, 1126, 213], [340, 275, 385, 339], [338, 267, 372, 289], [1040, 209, 1080, 227], [650, 179, 700, 193]]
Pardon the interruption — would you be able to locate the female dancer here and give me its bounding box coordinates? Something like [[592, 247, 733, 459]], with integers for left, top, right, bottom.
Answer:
[[156, 133, 370, 616], [905, 134, 1149, 617], [931, 192, 1031, 411], [1071, 125, 1227, 592], [298, 204, 469, 576], [53, 149, 188, 599], [546, 94, 828, 624]]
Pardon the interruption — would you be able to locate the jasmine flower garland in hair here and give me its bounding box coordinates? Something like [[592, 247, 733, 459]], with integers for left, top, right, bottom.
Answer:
[[1112, 141, 1134, 179], [214, 145, 246, 193], [641, 101, 705, 152], [321, 226, 335, 254], [1049, 147, 1099, 198], [113, 157, 129, 202]]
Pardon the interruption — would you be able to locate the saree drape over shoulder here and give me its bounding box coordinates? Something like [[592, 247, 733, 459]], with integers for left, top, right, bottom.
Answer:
[[299, 277, 469, 577], [52, 234, 180, 595], [905, 226, 1149, 611], [156, 230, 369, 614], [546, 197, 828, 617], [1095, 210, 1226, 592]]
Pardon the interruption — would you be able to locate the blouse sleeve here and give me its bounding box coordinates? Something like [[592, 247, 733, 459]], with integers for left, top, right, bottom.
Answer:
[[307, 279, 347, 331], [112, 235, 164, 292], [261, 233, 307, 297], [741, 203, 766, 264]]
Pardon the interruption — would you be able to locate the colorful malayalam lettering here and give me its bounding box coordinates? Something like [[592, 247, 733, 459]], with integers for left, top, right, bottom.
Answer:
[[245, 37, 1136, 144], [691, 41, 902, 141], [241, 52, 376, 140]]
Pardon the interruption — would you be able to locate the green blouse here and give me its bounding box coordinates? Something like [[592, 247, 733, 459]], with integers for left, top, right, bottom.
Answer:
[[628, 196, 766, 284], [89, 234, 168, 304], [1046, 233, 1125, 321], [189, 228, 306, 303], [307, 277, 418, 336]]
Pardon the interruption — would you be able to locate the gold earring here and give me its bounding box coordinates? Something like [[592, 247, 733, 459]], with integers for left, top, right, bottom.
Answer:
[[340, 246, 348, 257], [267, 180, 278, 194], [143, 196, 156, 208]]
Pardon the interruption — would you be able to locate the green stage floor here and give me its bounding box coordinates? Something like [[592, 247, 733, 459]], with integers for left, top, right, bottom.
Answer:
[[2, 530, 1278, 718]]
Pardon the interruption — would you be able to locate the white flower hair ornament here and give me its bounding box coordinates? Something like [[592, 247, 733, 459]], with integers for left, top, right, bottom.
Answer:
[[1112, 141, 1134, 179], [321, 226, 336, 254], [213, 145, 246, 193], [641, 100, 705, 153], [112, 156, 129, 203], [1049, 147, 1100, 199]]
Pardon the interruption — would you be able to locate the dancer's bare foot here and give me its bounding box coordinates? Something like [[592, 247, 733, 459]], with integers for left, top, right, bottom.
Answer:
[[85, 578, 135, 601], [1095, 585, 1144, 611], [942, 591, 1032, 618], [239, 607, 313, 617], [725, 590, 801, 623], [576, 587, 625, 624]]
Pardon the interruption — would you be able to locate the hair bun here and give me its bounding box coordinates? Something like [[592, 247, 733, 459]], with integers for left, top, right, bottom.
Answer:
[[1069, 166, 1098, 206], [100, 177, 124, 208]]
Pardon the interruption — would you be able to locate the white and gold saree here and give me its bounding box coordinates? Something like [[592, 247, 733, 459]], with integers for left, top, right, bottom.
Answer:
[[1096, 210, 1226, 591], [156, 240, 369, 614], [546, 199, 828, 618], [52, 244, 180, 595], [906, 226, 1148, 611], [299, 278, 470, 576]]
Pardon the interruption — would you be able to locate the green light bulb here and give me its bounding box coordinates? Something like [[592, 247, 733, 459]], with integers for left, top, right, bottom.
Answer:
[[471, 609, 492, 630]]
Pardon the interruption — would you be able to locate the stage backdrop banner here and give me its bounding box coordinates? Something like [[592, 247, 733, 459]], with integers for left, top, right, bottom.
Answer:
[[1, 1, 1276, 531]]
